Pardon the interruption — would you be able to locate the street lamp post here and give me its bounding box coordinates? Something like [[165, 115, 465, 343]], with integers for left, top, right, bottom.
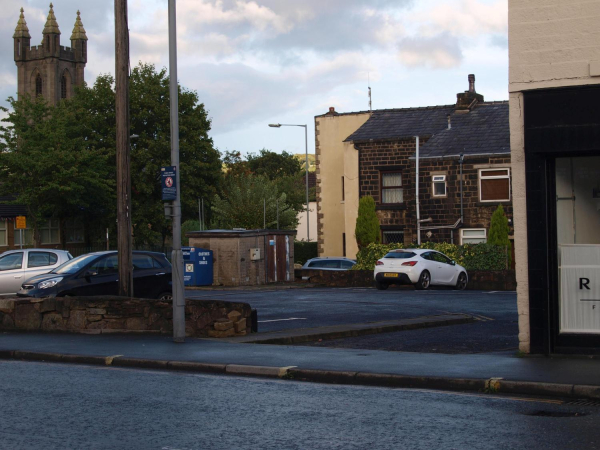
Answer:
[[268, 123, 310, 242]]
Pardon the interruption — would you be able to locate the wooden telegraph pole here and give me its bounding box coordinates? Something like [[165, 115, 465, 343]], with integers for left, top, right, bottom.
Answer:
[[115, 0, 133, 297]]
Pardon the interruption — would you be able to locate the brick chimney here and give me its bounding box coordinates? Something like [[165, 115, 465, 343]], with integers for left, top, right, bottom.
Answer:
[[326, 106, 338, 115], [456, 74, 484, 112]]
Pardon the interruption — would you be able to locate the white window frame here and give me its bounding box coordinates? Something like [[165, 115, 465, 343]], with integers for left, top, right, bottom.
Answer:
[[40, 219, 60, 244], [0, 220, 7, 246], [479, 168, 511, 202], [460, 228, 487, 244], [432, 175, 447, 197], [381, 171, 404, 204]]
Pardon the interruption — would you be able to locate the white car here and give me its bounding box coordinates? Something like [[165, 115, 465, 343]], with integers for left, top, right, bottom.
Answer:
[[373, 249, 468, 291], [0, 249, 73, 296]]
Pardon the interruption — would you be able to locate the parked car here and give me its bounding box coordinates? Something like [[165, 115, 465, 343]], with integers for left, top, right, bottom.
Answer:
[[0, 249, 73, 296], [17, 251, 172, 299], [373, 249, 468, 291], [302, 257, 357, 270]]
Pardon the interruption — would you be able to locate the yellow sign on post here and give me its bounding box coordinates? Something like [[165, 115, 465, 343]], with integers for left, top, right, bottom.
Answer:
[[15, 216, 26, 229]]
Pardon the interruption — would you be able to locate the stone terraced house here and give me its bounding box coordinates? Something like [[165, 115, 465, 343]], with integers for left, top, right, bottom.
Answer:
[[315, 75, 511, 260]]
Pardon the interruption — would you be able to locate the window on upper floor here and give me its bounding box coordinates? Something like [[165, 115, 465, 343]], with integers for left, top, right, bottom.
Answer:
[[35, 74, 42, 96], [479, 168, 511, 202], [381, 172, 403, 204], [61, 76, 67, 99], [432, 175, 446, 197]]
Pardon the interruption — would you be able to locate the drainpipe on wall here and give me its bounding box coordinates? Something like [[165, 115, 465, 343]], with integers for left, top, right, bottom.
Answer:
[[416, 136, 421, 245], [459, 153, 464, 225]]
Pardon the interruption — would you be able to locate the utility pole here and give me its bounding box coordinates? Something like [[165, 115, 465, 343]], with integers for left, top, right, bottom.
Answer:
[[115, 0, 133, 297], [169, 0, 185, 343]]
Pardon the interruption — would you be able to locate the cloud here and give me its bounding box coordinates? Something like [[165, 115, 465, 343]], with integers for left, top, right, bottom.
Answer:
[[398, 33, 462, 69]]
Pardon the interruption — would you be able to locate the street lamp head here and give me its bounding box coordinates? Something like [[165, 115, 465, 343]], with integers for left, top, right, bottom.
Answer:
[[268, 123, 281, 128]]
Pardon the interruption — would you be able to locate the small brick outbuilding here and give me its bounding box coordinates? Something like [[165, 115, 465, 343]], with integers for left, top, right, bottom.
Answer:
[[186, 229, 296, 287]]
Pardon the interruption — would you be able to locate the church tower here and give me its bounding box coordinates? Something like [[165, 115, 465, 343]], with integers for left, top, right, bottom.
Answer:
[[13, 4, 87, 106]]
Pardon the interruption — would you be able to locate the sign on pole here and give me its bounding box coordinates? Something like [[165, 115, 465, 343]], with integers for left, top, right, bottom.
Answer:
[[161, 166, 177, 201], [15, 216, 26, 229]]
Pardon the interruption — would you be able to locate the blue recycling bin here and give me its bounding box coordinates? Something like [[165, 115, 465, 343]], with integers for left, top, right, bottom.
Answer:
[[182, 247, 214, 286]]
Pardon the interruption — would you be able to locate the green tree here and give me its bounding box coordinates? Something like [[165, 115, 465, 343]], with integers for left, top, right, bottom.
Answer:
[[211, 174, 298, 230], [246, 149, 302, 179], [0, 94, 114, 246], [355, 196, 380, 249], [488, 204, 511, 266]]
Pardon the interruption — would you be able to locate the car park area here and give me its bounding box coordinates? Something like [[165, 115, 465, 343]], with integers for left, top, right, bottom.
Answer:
[[186, 286, 518, 354]]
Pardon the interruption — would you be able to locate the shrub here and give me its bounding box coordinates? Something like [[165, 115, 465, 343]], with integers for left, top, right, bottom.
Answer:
[[488, 204, 511, 264], [294, 241, 318, 265], [353, 241, 509, 271], [355, 196, 380, 249]]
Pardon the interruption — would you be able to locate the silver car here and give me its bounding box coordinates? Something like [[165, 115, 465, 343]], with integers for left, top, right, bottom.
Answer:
[[0, 249, 73, 296], [302, 257, 356, 270]]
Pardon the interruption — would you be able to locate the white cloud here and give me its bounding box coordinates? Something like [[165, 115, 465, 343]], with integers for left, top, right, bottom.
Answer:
[[398, 34, 462, 69]]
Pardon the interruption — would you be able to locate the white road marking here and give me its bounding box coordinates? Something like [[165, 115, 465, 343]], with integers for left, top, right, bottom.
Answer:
[[258, 318, 308, 323]]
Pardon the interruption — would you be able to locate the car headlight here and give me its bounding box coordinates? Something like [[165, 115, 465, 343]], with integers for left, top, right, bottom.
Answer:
[[38, 277, 63, 289]]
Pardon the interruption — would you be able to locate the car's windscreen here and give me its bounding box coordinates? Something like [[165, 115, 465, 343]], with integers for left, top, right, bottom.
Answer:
[[51, 254, 101, 274], [384, 252, 416, 259]]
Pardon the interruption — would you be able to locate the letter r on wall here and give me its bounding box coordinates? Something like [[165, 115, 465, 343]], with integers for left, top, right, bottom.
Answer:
[[580, 278, 591, 290]]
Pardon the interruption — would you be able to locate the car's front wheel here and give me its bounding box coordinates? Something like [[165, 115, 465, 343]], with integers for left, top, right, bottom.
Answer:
[[415, 270, 431, 290], [375, 280, 389, 290], [454, 272, 468, 290]]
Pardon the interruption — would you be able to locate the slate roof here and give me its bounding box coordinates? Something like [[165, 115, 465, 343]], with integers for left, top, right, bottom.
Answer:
[[0, 196, 27, 218], [419, 102, 509, 158], [344, 105, 455, 142], [344, 101, 509, 158]]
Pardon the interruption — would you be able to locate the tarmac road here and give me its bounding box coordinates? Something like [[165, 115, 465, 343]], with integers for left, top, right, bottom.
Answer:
[[2, 360, 598, 450], [186, 287, 518, 354]]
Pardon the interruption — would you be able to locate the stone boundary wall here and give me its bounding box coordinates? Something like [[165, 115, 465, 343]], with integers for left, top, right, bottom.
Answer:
[[295, 269, 516, 291], [0, 297, 252, 338]]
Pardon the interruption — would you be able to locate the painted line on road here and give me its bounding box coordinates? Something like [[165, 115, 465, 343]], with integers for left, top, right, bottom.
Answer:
[[258, 318, 308, 323], [487, 291, 516, 294]]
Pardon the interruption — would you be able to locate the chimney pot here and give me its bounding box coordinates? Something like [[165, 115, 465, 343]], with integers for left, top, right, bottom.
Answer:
[[329, 107, 335, 113], [468, 74, 475, 93]]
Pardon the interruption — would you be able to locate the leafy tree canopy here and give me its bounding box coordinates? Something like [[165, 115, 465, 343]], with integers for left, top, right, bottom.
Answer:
[[211, 173, 298, 230], [1, 62, 222, 247]]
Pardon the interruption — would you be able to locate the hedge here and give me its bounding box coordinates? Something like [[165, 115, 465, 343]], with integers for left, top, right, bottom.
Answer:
[[294, 241, 318, 265], [353, 242, 510, 271]]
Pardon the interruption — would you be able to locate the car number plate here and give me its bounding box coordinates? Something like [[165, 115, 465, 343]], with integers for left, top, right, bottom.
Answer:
[[384, 273, 399, 277]]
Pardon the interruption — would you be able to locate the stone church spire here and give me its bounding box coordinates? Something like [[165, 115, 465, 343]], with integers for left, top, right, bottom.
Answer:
[[42, 3, 61, 36], [13, 8, 31, 39], [70, 11, 88, 41]]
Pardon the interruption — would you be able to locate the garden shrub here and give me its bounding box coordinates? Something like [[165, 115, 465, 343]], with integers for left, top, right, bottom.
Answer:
[[294, 241, 318, 265]]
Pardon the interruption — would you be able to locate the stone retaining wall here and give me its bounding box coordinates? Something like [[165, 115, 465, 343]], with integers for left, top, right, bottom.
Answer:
[[0, 297, 252, 338], [295, 269, 516, 291]]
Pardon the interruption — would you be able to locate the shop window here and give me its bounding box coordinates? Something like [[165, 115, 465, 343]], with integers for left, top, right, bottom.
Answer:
[[40, 219, 60, 244], [66, 219, 84, 243], [460, 228, 487, 244], [432, 175, 446, 197], [381, 172, 403, 204], [0, 220, 7, 246], [479, 169, 510, 202], [382, 230, 404, 244]]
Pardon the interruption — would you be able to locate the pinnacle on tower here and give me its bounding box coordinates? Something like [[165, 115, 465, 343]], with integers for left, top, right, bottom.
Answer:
[[70, 10, 88, 41], [13, 7, 31, 39], [42, 3, 61, 35]]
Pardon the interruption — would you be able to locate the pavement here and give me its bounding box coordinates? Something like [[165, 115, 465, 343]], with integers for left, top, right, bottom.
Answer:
[[2, 323, 600, 400]]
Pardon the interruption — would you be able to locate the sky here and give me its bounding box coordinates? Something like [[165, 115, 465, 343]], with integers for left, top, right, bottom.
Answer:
[[1, 0, 508, 157]]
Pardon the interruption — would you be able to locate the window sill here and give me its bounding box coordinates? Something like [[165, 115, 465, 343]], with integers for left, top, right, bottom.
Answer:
[[376, 204, 407, 211], [477, 200, 510, 206]]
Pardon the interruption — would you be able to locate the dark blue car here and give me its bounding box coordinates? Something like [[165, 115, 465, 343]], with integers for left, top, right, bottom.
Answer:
[[17, 251, 172, 300]]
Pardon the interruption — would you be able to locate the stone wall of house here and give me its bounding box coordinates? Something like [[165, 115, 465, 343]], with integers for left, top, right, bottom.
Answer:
[[356, 139, 513, 245], [295, 269, 516, 291], [0, 297, 252, 338]]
